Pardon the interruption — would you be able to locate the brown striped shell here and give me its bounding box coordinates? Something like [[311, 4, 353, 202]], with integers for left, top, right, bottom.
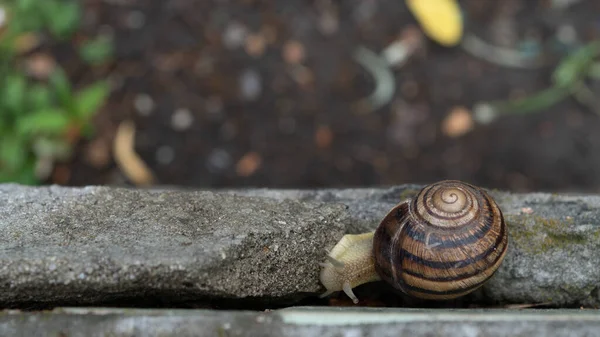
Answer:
[[373, 180, 508, 300]]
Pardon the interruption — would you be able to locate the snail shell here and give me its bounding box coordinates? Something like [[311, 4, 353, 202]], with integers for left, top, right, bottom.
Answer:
[[319, 180, 508, 303], [373, 180, 508, 300]]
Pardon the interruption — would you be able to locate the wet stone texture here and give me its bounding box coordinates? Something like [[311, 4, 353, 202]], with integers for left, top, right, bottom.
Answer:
[[0, 184, 348, 307], [0, 183, 599, 308]]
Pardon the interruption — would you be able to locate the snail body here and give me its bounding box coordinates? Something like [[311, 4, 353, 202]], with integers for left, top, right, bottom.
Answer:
[[319, 180, 508, 303]]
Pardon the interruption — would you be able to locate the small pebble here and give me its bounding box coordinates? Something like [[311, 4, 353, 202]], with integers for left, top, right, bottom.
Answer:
[[245, 33, 267, 57], [84, 139, 111, 168], [442, 106, 474, 138], [207, 148, 232, 172], [282, 40, 305, 64], [239, 69, 262, 101], [35, 157, 54, 181], [315, 125, 333, 148], [382, 39, 411, 67], [556, 24, 578, 45], [521, 207, 534, 214], [171, 108, 194, 131], [126, 10, 145, 29], [290, 66, 314, 87], [318, 12, 339, 36], [223, 21, 248, 49], [236, 152, 262, 177], [155, 145, 175, 165], [473, 103, 497, 125], [134, 94, 155, 116]]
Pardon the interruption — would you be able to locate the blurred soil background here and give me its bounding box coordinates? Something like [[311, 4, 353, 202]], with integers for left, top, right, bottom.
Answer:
[[9, 0, 600, 192]]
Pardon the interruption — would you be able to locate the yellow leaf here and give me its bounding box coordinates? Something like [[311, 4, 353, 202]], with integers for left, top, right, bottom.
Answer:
[[406, 0, 463, 46]]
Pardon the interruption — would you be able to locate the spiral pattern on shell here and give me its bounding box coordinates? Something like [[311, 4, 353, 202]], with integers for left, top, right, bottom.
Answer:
[[373, 180, 508, 300]]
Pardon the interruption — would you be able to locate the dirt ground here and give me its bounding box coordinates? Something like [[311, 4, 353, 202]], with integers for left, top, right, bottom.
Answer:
[[50, 0, 600, 193]]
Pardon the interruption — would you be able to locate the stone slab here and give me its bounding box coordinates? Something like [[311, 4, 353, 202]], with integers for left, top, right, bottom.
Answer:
[[0, 184, 348, 307], [1, 307, 599, 337], [227, 185, 600, 307], [0, 183, 599, 307]]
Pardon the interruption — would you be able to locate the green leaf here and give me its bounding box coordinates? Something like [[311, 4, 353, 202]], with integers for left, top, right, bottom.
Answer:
[[3, 74, 27, 115], [0, 136, 27, 171], [553, 41, 600, 88], [0, 169, 20, 184], [16, 0, 36, 12], [28, 84, 53, 110], [0, 160, 38, 185], [0, 170, 16, 184], [15, 162, 38, 185], [49, 68, 74, 112], [43, 1, 80, 39], [74, 81, 109, 120], [5, 5, 43, 34], [488, 85, 571, 116], [16, 108, 72, 136], [79, 35, 114, 65], [80, 122, 95, 139]]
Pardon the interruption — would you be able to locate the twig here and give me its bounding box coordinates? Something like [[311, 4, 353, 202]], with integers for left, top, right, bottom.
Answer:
[[113, 120, 156, 186], [460, 33, 546, 69], [571, 81, 600, 116], [351, 46, 396, 113]]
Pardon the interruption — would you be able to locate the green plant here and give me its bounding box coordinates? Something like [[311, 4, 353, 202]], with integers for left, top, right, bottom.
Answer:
[[475, 40, 600, 123], [0, 0, 113, 184]]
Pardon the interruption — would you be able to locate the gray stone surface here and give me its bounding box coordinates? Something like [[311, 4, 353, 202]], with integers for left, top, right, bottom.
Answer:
[[227, 186, 600, 307], [1, 307, 599, 337], [0, 183, 599, 307], [0, 184, 347, 306]]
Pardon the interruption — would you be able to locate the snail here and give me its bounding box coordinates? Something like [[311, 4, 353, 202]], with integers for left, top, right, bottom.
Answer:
[[319, 180, 508, 303]]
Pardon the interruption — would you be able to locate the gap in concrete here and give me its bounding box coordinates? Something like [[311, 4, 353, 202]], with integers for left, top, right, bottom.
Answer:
[[0, 283, 576, 312]]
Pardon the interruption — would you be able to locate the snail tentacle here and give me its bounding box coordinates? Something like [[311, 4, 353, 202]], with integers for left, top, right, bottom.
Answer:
[[324, 255, 345, 269], [319, 232, 381, 302], [343, 280, 359, 304]]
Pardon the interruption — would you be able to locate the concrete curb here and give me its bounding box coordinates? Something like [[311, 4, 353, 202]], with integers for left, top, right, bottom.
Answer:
[[1, 307, 598, 337], [0, 183, 598, 307]]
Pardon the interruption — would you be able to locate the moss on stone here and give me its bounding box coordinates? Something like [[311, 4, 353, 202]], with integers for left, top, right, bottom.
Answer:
[[396, 188, 420, 203], [506, 214, 597, 254]]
